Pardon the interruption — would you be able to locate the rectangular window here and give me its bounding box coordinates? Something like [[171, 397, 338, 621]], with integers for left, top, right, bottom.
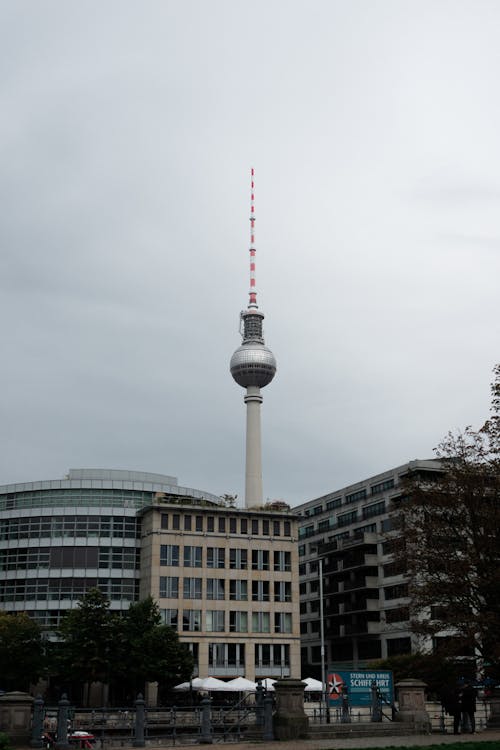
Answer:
[[159, 576, 178, 598], [284, 521, 291, 536], [195, 516, 203, 532], [184, 546, 202, 568], [371, 478, 395, 496], [161, 609, 178, 629], [206, 610, 225, 632], [252, 549, 269, 570], [362, 501, 386, 519], [313, 504, 323, 515], [207, 516, 214, 532], [182, 609, 201, 631], [183, 577, 202, 599], [252, 580, 270, 602], [230, 548, 248, 570], [209, 643, 245, 668], [229, 611, 248, 632], [160, 545, 179, 567], [251, 519, 259, 535], [274, 612, 292, 633], [184, 515, 192, 531], [338, 510, 358, 527], [161, 514, 168, 529], [262, 519, 270, 535], [273, 520, 281, 536], [384, 583, 409, 600], [274, 581, 291, 602], [240, 518, 248, 534], [252, 611, 270, 633], [273, 550, 291, 572], [207, 547, 225, 569], [326, 498, 341, 510], [345, 489, 367, 504], [172, 514, 180, 530], [229, 517, 237, 534], [218, 517, 226, 533], [207, 578, 225, 600], [229, 579, 248, 601]]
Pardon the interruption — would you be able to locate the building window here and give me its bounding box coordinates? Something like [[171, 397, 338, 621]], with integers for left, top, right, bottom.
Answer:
[[229, 517, 237, 534], [160, 545, 180, 567], [387, 637, 411, 656], [262, 519, 270, 535], [229, 580, 248, 601], [273, 550, 291, 572], [252, 612, 270, 633], [159, 576, 178, 598], [326, 498, 341, 510], [216, 517, 225, 533], [207, 578, 225, 600], [274, 581, 291, 602], [207, 516, 214, 532], [274, 612, 292, 633], [384, 583, 409, 600], [183, 577, 202, 599], [385, 607, 409, 623], [251, 519, 259, 535], [184, 515, 192, 531], [338, 510, 358, 527], [195, 515, 203, 532], [184, 546, 202, 568], [229, 611, 248, 632], [284, 521, 291, 536], [313, 505, 323, 515], [345, 489, 367, 504], [172, 514, 180, 530], [254, 644, 289, 668], [160, 609, 178, 629], [240, 518, 248, 534], [182, 609, 201, 631], [207, 547, 225, 569], [298, 544, 306, 557], [252, 581, 270, 602], [230, 548, 248, 570], [362, 501, 386, 520], [252, 550, 269, 570], [206, 610, 225, 632], [161, 514, 168, 529], [209, 643, 244, 668], [371, 478, 394, 496], [273, 520, 280, 536]]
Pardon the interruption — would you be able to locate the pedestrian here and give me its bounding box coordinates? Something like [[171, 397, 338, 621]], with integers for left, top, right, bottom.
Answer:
[[461, 682, 476, 733], [442, 685, 462, 734]]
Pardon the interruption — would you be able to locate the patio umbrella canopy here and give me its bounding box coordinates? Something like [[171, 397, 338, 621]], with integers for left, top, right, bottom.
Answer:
[[173, 677, 229, 692], [173, 677, 205, 691], [303, 677, 323, 692], [225, 677, 257, 692], [259, 678, 276, 691]]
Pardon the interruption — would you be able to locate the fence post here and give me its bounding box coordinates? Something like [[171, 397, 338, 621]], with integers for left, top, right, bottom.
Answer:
[[255, 682, 264, 726], [263, 695, 274, 741], [30, 694, 44, 748], [133, 694, 146, 747], [199, 697, 212, 744], [55, 694, 71, 750]]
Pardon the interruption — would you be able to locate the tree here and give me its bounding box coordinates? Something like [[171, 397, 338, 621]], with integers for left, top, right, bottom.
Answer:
[[367, 653, 465, 700], [115, 597, 193, 698], [0, 611, 45, 690], [57, 588, 121, 698], [393, 364, 500, 675]]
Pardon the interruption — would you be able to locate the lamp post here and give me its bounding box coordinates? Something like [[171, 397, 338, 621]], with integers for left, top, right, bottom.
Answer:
[[318, 557, 330, 723]]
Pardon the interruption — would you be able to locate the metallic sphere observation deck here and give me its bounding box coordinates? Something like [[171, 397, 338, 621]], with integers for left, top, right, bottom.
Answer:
[[230, 342, 277, 388]]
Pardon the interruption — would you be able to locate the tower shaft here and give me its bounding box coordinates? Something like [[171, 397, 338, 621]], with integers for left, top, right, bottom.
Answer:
[[244, 386, 263, 507]]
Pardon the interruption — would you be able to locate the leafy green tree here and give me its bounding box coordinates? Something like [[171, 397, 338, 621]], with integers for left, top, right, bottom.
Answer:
[[393, 365, 500, 676], [367, 653, 465, 700], [116, 597, 193, 697], [0, 611, 45, 691], [57, 588, 121, 692]]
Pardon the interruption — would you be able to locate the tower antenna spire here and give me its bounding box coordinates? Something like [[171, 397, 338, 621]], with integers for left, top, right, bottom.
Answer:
[[249, 167, 257, 308]]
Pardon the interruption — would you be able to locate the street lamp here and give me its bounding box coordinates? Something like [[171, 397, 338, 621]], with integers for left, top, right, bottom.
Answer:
[[312, 546, 329, 723]]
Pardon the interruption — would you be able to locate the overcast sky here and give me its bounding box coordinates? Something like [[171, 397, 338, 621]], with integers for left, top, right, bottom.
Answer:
[[1, 1, 499, 507]]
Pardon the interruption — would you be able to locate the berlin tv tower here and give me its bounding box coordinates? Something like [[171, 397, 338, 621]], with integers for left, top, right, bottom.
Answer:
[[230, 169, 277, 508]]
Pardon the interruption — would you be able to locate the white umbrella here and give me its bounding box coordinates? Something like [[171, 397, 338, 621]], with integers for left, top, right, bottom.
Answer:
[[303, 677, 323, 692], [173, 677, 205, 691], [225, 677, 257, 692], [199, 677, 230, 691]]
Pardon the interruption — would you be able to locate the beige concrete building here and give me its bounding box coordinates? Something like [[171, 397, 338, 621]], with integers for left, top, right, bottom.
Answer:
[[140, 493, 301, 680]]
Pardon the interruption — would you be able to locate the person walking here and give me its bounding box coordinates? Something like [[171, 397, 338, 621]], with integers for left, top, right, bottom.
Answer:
[[461, 682, 476, 733]]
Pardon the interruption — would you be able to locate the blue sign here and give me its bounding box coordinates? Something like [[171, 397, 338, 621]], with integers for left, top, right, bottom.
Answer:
[[327, 670, 394, 708]]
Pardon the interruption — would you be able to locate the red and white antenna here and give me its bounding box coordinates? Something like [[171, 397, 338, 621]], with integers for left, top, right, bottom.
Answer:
[[249, 167, 257, 308]]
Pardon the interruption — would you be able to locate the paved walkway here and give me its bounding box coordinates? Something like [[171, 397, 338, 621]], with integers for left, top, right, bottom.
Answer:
[[203, 731, 500, 750]]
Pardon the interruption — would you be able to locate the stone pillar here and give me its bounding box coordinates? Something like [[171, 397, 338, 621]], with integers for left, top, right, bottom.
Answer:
[[30, 695, 44, 748], [55, 694, 70, 750], [273, 679, 309, 740], [0, 692, 34, 747], [199, 697, 212, 744], [394, 679, 431, 732], [133, 694, 145, 747]]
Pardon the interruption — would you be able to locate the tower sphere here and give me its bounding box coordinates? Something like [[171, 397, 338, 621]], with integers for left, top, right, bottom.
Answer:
[[230, 343, 277, 388]]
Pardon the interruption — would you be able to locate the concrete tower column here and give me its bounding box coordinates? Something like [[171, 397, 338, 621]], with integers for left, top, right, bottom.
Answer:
[[244, 386, 263, 507]]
